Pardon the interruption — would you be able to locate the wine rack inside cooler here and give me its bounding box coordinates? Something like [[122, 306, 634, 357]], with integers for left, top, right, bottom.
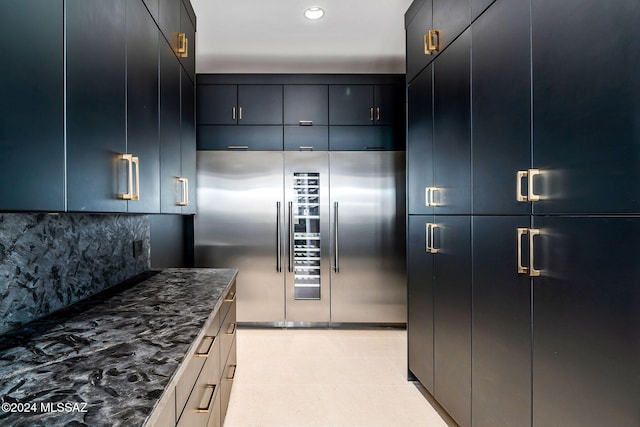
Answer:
[[292, 172, 321, 300]]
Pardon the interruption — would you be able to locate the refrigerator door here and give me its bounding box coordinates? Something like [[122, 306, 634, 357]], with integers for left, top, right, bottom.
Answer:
[[194, 151, 285, 323], [284, 152, 331, 323], [329, 151, 407, 323]]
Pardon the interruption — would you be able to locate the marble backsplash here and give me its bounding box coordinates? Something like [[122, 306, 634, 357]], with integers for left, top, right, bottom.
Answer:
[[0, 213, 150, 335]]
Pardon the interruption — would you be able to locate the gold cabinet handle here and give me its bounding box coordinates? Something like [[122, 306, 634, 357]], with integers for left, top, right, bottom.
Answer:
[[529, 229, 541, 277], [528, 169, 541, 202], [224, 291, 236, 302], [430, 223, 439, 253], [196, 385, 216, 413], [517, 170, 528, 202], [425, 223, 439, 254], [232, 106, 236, 120], [177, 177, 188, 206], [425, 223, 431, 252], [239, 107, 243, 120], [177, 32, 188, 58], [225, 365, 237, 381], [120, 154, 134, 200], [369, 107, 374, 121], [131, 156, 140, 201], [428, 29, 440, 53], [195, 335, 216, 358], [228, 146, 249, 150], [225, 322, 237, 336], [425, 187, 440, 207], [423, 34, 433, 55], [376, 107, 381, 121], [517, 228, 529, 274], [425, 187, 431, 207]]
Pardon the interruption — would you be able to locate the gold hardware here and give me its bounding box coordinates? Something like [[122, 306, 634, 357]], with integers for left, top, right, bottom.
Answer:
[[369, 107, 374, 121], [299, 120, 313, 126], [225, 323, 236, 336], [225, 365, 237, 381], [177, 32, 188, 58], [424, 34, 433, 55], [428, 30, 440, 53], [376, 107, 381, 121], [529, 229, 541, 276], [131, 156, 140, 201], [119, 154, 139, 200], [239, 107, 243, 120], [517, 228, 529, 274], [228, 146, 249, 149], [224, 291, 236, 302], [425, 223, 430, 252], [196, 385, 216, 413], [528, 169, 541, 202], [232, 106, 236, 120], [517, 171, 528, 202], [195, 335, 216, 358], [425, 187, 440, 207], [430, 223, 439, 253], [177, 177, 188, 206], [426, 223, 439, 254]]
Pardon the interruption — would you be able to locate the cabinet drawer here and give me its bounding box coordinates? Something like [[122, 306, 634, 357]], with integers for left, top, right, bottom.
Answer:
[[176, 333, 220, 420], [219, 282, 236, 323], [206, 390, 222, 427], [197, 125, 283, 151], [220, 301, 237, 373], [151, 387, 176, 427], [284, 126, 329, 151], [177, 337, 221, 427], [221, 337, 237, 426]]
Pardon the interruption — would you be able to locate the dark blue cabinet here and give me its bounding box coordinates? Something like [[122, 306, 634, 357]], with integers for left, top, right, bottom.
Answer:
[[405, 0, 433, 83], [180, 67, 197, 214], [0, 1, 64, 211], [284, 85, 328, 125]]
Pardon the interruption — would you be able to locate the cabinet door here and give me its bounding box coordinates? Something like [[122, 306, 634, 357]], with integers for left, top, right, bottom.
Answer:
[[181, 67, 197, 214], [238, 85, 283, 125], [471, 0, 495, 21], [407, 65, 434, 215], [433, 0, 470, 53], [405, 0, 433, 83], [143, 0, 158, 22], [329, 85, 374, 125], [408, 215, 435, 393], [126, 0, 160, 213], [284, 127, 328, 151], [328, 127, 398, 151], [67, 0, 127, 212], [159, 37, 182, 214], [197, 85, 238, 125], [532, 217, 640, 426], [159, 0, 180, 50], [0, 0, 64, 211], [532, 0, 640, 214], [374, 85, 403, 127], [179, 0, 195, 82], [433, 215, 471, 427], [472, 0, 531, 215], [284, 85, 328, 125], [197, 126, 283, 151], [433, 29, 471, 215], [472, 216, 531, 427]]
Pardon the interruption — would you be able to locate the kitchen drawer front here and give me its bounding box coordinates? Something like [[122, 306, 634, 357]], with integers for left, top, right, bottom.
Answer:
[[284, 126, 329, 151], [220, 300, 237, 374], [176, 333, 220, 420], [177, 336, 221, 427], [206, 390, 222, 427], [329, 126, 401, 151], [221, 337, 237, 426], [197, 125, 283, 151]]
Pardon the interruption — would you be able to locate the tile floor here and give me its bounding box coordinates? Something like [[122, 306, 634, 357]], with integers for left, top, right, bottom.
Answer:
[[224, 328, 450, 427]]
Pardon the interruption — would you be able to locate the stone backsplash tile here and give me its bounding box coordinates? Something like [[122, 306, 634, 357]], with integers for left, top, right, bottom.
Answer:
[[0, 213, 150, 335]]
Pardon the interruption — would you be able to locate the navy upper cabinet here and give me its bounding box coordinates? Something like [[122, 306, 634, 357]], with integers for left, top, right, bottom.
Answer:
[[532, 0, 640, 214], [374, 85, 403, 127], [433, 0, 471, 53], [405, 0, 433, 83], [126, 0, 160, 213], [197, 85, 237, 125], [329, 85, 374, 125], [238, 85, 283, 125], [178, 0, 195, 82], [284, 85, 328, 125], [0, 1, 64, 212], [67, 0, 127, 213]]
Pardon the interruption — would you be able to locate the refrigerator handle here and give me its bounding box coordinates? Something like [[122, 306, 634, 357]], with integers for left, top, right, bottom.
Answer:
[[288, 201, 294, 273], [334, 202, 340, 273], [276, 202, 282, 272]]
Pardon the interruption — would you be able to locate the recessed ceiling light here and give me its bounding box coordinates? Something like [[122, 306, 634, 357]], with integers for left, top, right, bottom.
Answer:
[[304, 7, 325, 20]]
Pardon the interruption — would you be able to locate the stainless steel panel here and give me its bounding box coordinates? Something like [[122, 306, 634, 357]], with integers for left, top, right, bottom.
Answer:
[[284, 152, 331, 322], [195, 152, 285, 323], [329, 152, 407, 323]]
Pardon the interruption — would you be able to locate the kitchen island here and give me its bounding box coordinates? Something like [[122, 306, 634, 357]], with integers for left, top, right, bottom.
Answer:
[[0, 268, 237, 427]]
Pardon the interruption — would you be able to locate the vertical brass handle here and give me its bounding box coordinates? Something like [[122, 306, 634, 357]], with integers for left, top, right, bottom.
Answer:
[[425, 223, 439, 253], [196, 385, 216, 413], [430, 223, 439, 254], [376, 107, 381, 121], [239, 107, 243, 120], [232, 106, 236, 120], [369, 107, 374, 121], [177, 32, 188, 57], [177, 177, 188, 206], [425, 223, 432, 252], [195, 335, 216, 358], [517, 228, 529, 274], [529, 229, 541, 276], [225, 323, 237, 336], [131, 156, 140, 201], [288, 201, 294, 273], [425, 187, 431, 207], [226, 365, 237, 381], [517, 171, 529, 202], [424, 34, 433, 55], [120, 154, 134, 200], [276, 202, 282, 272], [528, 169, 541, 202], [428, 30, 440, 53], [334, 202, 339, 273]]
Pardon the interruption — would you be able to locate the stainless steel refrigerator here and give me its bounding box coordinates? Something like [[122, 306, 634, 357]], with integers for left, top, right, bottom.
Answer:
[[194, 150, 405, 326]]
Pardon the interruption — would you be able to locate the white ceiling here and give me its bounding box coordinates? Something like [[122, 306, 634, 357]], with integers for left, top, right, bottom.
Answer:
[[191, 0, 414, 74]]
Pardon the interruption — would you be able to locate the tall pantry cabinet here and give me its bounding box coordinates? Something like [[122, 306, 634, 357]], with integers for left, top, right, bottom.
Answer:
[[405, 0, 640, 426]]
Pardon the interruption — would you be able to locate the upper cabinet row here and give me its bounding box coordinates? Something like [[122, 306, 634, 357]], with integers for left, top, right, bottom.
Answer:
[[0, 0, 196, 214]]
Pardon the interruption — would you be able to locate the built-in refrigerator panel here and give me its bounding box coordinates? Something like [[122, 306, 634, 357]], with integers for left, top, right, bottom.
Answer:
[[284, 152, 331, 323], [329, 152, 407, 323], [194, 151, 285, 323]]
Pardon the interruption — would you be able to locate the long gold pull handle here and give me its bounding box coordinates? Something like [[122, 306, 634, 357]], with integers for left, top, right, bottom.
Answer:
[[528, 169, 541, 202], [224, 291, 236, 303], [517, 228, 529, 274], [376, 107, 381, 121], [225, 323, 237, 336], [131, 156, 140, 201], [196, 385, 216, 413], [195, 335, 216, 358], [239, 107, 243, 120], [430, 223, 439, 254], [276, 202, 282, 272], [232, 106, 236, 120], [177, 177, 188, 206], [529, 228, 541, 277], [120, 154, 133, 200], [424, 34, 433, 55], [517, 171, 529, 202], [369, 107, 374, 121], [226, 365, 237, 381], [428, 30, 440, 53], [228, 146, 249, 150], [334, 202, 339, 273], [288, 201, 294, 273], [177, 32, 188, 57], [425, 223, 432, 252]]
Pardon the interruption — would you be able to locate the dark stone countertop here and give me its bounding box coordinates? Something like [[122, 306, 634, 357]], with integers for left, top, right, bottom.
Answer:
[[0, 268, 238, 427]]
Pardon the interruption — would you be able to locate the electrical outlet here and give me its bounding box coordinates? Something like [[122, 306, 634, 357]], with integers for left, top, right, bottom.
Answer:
[[133, 240, 143, 258]]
